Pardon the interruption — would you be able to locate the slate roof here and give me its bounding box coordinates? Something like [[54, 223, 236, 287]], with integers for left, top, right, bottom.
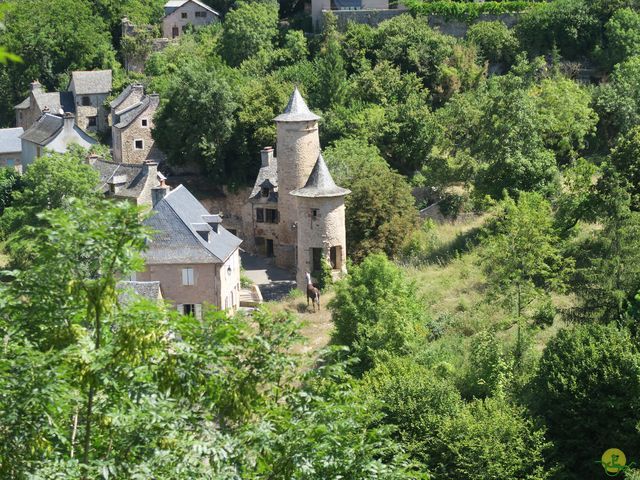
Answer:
[[0, 128, 24, 154], [110, 84, 134, 109], [117, 281, 162, 303], [70, 70, 113, 95], [249, 157, 279, 203], [143, 185, 242, 264], [291, 154, 351, 198], [164, 0, 220, 15], [20, 113, 63, 146], [114, 96, 151, 129], [16, 90, 75, 114], [92, 158, 154, 200], [274, 88, 321, 122]]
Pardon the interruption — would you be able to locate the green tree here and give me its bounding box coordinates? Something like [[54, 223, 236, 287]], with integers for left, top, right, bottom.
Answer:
[[152, 63, 238, 181], [220, 0, 279, 67], [0, 0, 117, 125], [515, 0, 599, 60], [361, 356, 462, 468], [609, 125, 640, 209], [329, 253, 427, 374], [466, 21, 518, 66], [430, 396, 553, 480], [0, 167, 20, 215], [533, 323, 640, 479], [604, 8, 640, 68], [324, 139, 419, 260], [312, 13, 348, 111], [531, 77, 597, 164], [480, 192, 571, 362], [0, 148, 99, 239]]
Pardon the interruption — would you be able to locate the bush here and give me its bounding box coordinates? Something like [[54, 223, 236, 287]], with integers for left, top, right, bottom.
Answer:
[[329, 253, 428, 374], [430, 396, 553, 480], [466, 20, 518, 66], [533, 323, 640, 479]]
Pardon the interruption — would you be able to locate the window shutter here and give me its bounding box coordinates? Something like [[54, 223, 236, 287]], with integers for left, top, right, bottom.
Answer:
[[195, 304, 202, 320], [182, 268, 188, 285], [188, 268, 194, 285], [177, 304, 184, 314]]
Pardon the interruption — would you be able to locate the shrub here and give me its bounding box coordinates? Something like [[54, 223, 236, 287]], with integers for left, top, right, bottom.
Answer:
[[466, 20, 518, 66]]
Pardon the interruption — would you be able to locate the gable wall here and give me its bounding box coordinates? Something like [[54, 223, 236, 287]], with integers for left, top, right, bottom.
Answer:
[[162, 1, 218, 38]]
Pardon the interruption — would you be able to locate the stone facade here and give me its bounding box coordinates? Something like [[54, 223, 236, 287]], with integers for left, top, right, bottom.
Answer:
[[72, 93, 109, 133], [0, 153, 21, 172], [312, 0, 406, 31], [136, 250, 241, 313], [162, 0, 220, 39], [112, 92, 162, 164]]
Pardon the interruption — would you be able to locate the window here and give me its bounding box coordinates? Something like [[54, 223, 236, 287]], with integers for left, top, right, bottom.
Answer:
[[181, 12, 188, 18], [311, 208, 319, 219], [172, 26, 179, 38], [141, 118, 148, 127], [88, 116, 97, 127], [182, 267, 194, 286], [261, 187, 269, 197], [311, 248, 323, 272], [266, 209, 278, 224], [256, 208, 264, 223], [195, 10, 207, 17], [330, 246, 342, 269], [5, 159, 14, 168], [255, 236, 265, 254], [181, 304, 202, 319], [82, 96, 91, 106], [134, 139, 144, 150]]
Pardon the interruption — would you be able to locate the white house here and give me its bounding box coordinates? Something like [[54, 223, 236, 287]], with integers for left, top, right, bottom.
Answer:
[[20, 113, 96, 169], [162, 0, 220, 39]]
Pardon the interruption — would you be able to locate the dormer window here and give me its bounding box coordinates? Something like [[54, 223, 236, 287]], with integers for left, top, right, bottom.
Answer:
[[261, 187, 269, 198]]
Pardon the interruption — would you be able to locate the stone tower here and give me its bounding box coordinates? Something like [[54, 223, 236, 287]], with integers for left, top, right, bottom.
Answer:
[[273, 88, 321, 269], [291, 154, 350, 290]]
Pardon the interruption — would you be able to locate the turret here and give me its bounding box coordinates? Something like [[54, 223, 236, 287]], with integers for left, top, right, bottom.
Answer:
[[291, 153, 350, 290], [273, 87, 321, 269]]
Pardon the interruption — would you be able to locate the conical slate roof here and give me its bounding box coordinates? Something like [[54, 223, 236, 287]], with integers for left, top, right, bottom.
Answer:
[[274, 87, 321, 122], [291, 154, 351, 198]]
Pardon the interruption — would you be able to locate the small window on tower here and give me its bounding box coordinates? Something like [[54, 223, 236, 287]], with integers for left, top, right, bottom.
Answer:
[[311, 208, 319, 218]]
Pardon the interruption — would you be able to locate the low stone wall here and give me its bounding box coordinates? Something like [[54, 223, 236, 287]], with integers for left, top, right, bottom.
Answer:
[[327, 9, 519, 37]]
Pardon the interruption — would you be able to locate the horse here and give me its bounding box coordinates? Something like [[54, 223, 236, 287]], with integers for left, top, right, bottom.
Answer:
[[305, 272, 320, 312]]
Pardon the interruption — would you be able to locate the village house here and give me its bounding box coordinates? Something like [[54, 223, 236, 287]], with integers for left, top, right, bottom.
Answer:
[[14, 71, 113, 134], [213, 88, 350, 290], [14, 81, 75, 131], [136, 184, 243, 316], [0, 127, 24, 172], [68, 70, 113, 133], [162, 0, 220, 39], [89, 155, 166, 207], [20, 113, 96, 169], [111, 85, 162, 164], [311, 0, 406, 30]]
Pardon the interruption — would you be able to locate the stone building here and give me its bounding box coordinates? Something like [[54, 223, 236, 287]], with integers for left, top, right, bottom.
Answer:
[[14, 81, 75, 131], [15, 71, 112, 134], [162, 0, 220, 39], [20, 113, 96, 169], [137, 184, 243, 315], [111, 86, 162, 164], [214, 88, 350, 290], [68, 70, 113, 133], [89, 155, 165, 207], [0, 127, 24, 172]]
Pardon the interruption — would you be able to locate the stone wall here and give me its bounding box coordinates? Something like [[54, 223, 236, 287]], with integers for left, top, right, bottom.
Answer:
[[114, 96, 163, 163], [326, 10, 520, 37], [74, 93, 109, 133]]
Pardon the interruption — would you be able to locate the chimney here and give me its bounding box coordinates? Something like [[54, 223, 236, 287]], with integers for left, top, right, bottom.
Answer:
[[148, 93, 160, 109], [193, 223, 210, 242], [261, 146, 274, 167], [63, 112, 75, 133], [151, 185, 170, 207], [143, 160, 158, 179], [202, 214, 222, 233], [30, 80, 43, 92]]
